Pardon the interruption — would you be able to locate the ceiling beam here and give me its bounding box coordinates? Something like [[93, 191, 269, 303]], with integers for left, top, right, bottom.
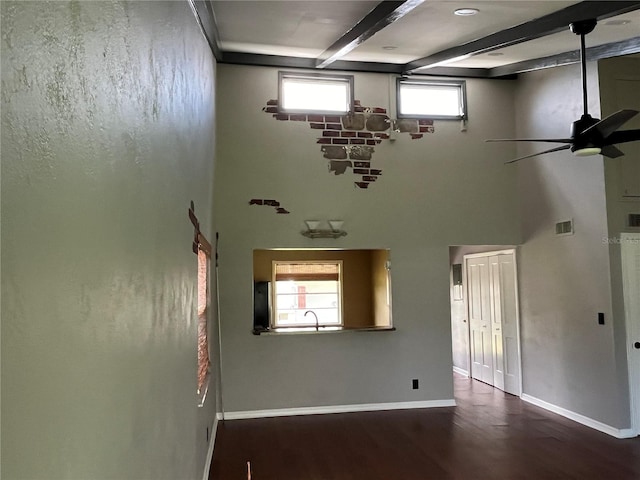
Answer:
[[489, 36, 640, 77], [187, 0, 223, 61], [315, 0, 426, 69], [221, 52, 499, 78], [403, 1, 640, 74]]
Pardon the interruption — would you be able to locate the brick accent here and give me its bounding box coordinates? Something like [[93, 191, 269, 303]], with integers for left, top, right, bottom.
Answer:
[[323, 130, 340, 137], [264, 97, 432, 190], [250, 198, 290, 214]]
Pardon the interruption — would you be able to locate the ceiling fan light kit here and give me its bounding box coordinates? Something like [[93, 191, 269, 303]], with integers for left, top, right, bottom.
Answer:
[[487, 18, 640, 164], [573, 147, 601, 157]]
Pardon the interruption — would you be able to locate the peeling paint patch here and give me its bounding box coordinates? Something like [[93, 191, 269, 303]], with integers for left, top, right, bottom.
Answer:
[[321, 146, 347, 160], [329, 160, 352, 175]]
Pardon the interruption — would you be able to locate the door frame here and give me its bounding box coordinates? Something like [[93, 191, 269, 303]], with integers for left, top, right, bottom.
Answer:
[[463, 249, 523, 396], [621, 233, 640, 435]]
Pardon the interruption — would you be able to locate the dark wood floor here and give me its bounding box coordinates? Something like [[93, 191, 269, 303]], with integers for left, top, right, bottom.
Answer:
[[209, 374, 640, 479]]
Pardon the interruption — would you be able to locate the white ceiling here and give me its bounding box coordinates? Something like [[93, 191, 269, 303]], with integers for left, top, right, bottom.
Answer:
[[211, 1, 640, 72]]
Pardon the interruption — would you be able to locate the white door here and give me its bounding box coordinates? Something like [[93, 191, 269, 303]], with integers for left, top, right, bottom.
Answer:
[[466, 256, 493, 384], [489, 256, 505, 391], [465, 250, 522, 395], [622, 233, 640, 435], [495, 254, 521, 396]]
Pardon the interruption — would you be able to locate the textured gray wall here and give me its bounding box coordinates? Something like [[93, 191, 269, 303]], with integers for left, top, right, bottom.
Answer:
[[1, 1, 218, 478], [599, 56, 640, 425], [515, 62, 628, 428], [215, 64, 521, 413]]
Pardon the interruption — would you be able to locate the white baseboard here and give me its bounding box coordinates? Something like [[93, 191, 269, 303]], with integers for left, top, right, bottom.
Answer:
[[201, 414, 220, 480], [453, 366, 469, 377], [224, 399, 456, 421], [521, 393, 637, 439]]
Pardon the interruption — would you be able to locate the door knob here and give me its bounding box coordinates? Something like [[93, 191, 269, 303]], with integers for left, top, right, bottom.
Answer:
[[635, 342, 640, 349]]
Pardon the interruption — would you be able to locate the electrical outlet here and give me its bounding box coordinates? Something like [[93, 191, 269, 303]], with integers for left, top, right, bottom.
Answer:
[[598, 312, 605, 325], [412, 379, 419, 389]]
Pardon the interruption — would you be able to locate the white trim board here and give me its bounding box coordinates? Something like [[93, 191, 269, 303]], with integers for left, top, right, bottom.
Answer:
[[201, 415, 221, 480], [224, 399, 456, 420], [453, 366, 469, 377], [521, 394, 636, 439]]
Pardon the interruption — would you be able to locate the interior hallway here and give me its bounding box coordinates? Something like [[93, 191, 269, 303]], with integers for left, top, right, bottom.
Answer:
[[209, 373, 640, 479]]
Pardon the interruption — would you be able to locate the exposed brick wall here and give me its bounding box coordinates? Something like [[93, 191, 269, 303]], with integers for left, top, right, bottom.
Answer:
[[262, 99, 435, 189], [249, 198, 290, 214]]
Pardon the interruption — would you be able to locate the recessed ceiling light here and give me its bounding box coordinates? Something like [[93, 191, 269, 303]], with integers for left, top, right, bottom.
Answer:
[[454, 8, 479, 16], [488, 52, 504, 56], [382, 46, 397, 50], [604, 19, 631, 26]]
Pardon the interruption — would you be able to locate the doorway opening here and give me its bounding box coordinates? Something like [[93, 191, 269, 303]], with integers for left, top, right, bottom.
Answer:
[[449, 246, 523, 397]]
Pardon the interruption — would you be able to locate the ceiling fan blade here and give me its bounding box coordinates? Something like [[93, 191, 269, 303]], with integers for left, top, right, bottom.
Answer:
[[486, 138, 572, 144], [605, 128, 640, 146], [582, 109, 639, 139], [505, 145, 571, 164], [600, 145, 624, 158]]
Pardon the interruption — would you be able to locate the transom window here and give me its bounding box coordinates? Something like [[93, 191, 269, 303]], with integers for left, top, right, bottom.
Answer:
[[397, 79, 467, 119], [279, 72, 354, 114], [272, 261, 343, 328]]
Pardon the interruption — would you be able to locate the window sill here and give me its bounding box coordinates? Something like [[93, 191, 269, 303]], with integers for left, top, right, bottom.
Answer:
[[252, 325, 395, 335]]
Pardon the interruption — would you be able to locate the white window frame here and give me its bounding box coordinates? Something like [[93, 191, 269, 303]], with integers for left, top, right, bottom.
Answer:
[[279, 72, 354, 115], [397, 78, 467, 120], [271, 260, 344, 329]]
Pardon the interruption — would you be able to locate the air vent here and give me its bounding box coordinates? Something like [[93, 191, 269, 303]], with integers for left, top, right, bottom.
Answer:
[[555, 219, 574, 236], [629, 214, 640, 228]]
